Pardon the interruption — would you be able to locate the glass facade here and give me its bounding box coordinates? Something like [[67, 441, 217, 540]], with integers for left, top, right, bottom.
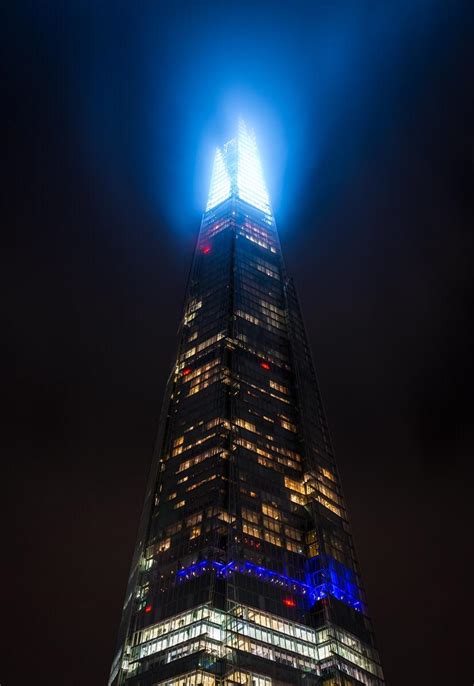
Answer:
[[110, 122, 384, 686]]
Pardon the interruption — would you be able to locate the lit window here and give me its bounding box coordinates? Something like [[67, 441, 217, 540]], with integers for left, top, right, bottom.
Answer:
[[263, 516, 281, 533], [234, 418, 256, 433], [242, 508, 260, 524], [218, 510, 236, 523], [284, 525, 303, 541], [289, 492, 306, 506], [186, 474, 217, 492], [264, 532, 282, 547], [177, 446, 221, 473], [321, 467, 337, 482], [242, 523, 262, 539], [157, 538, 171, 552], [286, 541, 304, 554], [280, 417, 297, 433], [284, 477, 305, 495], [269, 380, 289, 395], [183, 299, 202, 326], [262, 503, 280, 520]]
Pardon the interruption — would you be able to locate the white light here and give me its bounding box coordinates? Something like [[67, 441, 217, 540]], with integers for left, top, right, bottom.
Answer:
[[237, 120, 271, 216], [206, 148, 231, 211], [205, 121, 272, 216]]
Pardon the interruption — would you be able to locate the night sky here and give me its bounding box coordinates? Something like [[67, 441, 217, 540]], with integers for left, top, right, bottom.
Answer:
[[3, 2, 474, 685]]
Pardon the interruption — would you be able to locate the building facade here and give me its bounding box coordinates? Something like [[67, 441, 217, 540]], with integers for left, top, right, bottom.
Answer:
[[110, 122, 384, 686]]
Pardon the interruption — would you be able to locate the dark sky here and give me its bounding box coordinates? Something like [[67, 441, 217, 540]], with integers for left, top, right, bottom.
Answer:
[[2, 2, 474, 685]]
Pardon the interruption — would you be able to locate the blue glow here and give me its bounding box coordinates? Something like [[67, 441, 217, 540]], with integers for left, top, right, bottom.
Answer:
[[177, 556, 362, 612], [305, 555, 363, 612]]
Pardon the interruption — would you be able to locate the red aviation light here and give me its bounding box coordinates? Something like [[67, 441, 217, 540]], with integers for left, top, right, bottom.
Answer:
[[144, 604, 152, 613], [182, 367, 192, 376], [260, 361, 270, 370], [201, 245, 211, 254], [283, 598, 296, 608]]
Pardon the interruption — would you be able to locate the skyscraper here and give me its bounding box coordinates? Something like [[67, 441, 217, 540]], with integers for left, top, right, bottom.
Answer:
[[110, 121, 384, 686]]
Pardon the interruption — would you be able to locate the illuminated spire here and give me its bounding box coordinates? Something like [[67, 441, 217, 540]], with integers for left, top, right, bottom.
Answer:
[[206, 120, 272, 216], [205, 148, 231, 211], [236, 119, 271, 216]]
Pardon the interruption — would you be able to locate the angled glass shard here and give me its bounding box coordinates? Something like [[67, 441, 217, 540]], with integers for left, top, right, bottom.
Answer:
[[110, 122, 384, 686]]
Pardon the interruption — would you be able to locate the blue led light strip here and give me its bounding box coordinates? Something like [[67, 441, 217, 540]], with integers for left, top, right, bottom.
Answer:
[[176, 559, 362, 611]]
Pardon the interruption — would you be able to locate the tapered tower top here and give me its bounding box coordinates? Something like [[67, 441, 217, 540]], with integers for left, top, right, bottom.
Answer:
[[206, 119, 272, 217]]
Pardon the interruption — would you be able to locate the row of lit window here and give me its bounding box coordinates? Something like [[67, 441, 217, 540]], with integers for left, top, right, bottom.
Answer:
[[255, 454, 284, 475], [235, 437, 302, 471], [235, 308, 286, 335], [239, 219, 277, 244], [241, 219, 274, 243], [171, 431, 217, 458], [183, 298, 202, 326], [155, 670, 216, 686], [241, 378, 291, 406], [180, 416, 229, 436], [152, 508, 239, 556], [179, 332, 225, 364], [237, 228, 274, 253], [186, 472, 218, 493], [245, 376, 291, 401], [283, 474, 344, 518], [201, 217, 233, 241], [233, 418, 273, 442], [256, 296, 285, 319], [237, 258, 282, 288], [154, 668, 270, 686], [181, 359, 220, 383], [187, 368, 221, 397], [176, 446, 223, 474], [279, 415, 297, 432], [234, 413, 298, 441], [132, 602, 381, 678], [164, 477, 225, 510], [253, 262, 280, 279], [241, 507, 303, 541]]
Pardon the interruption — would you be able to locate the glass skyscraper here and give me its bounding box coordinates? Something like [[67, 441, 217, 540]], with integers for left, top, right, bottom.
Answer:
[[110, 121, 384, 686]]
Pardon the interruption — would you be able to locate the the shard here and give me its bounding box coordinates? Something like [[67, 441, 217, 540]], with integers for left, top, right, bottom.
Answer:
[[110, 121, 384, 686]]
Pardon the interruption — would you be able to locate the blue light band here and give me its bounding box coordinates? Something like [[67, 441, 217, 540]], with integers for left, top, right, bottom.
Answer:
[[176, 557, 362, 612]]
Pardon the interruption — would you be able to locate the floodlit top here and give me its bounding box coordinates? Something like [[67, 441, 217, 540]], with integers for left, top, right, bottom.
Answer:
[[206, 120, 272, 216]]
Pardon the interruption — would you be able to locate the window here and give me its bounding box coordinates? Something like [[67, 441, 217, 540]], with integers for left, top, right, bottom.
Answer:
[[242, 523, 262, 539], [269, 380, 289, 395], [264, 532, 282, 547], [261, 503, 280, 520], [280, 417, 297, 433], [157, 538, 171, 552]]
